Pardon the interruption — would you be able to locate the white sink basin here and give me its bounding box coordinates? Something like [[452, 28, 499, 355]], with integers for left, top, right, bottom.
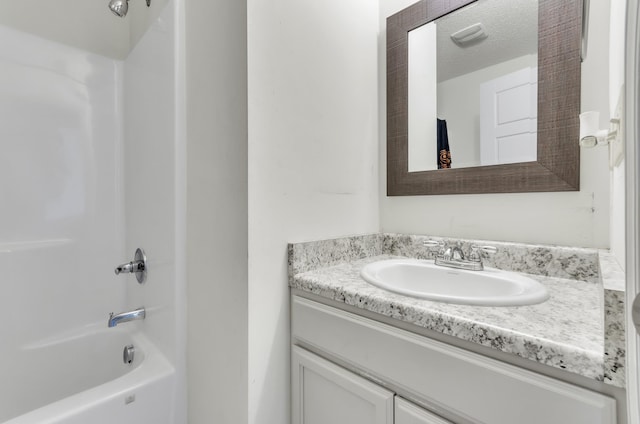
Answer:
[[360, 259, 549, 306]]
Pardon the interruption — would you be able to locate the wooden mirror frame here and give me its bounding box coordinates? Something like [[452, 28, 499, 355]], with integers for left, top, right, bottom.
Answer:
[[387, 0, 582, 195]]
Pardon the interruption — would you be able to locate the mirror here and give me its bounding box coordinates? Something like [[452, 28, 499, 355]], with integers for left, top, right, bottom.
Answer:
[[387, 0, 582, 195], [408, 0, 538, 171]]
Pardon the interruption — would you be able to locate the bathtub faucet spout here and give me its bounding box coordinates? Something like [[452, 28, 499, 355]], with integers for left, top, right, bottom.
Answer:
[[108, 307, 145, 328]]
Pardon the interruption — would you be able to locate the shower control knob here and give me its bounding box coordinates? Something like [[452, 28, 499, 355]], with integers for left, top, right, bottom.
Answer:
[[114, 248, 147, 284], [114, 261, 144, 274]]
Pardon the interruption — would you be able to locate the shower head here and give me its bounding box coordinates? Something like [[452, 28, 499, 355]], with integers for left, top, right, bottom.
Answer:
[[108, 0, 128, 17], [108, 0, 151, 18]]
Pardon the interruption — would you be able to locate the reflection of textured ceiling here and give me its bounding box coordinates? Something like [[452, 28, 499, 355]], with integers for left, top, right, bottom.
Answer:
[[435, 0, 538, 82], [0, 0, 168, 59]]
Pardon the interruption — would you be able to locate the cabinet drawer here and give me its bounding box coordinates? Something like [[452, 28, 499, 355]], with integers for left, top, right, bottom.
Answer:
[[291, 296, 616, 424]]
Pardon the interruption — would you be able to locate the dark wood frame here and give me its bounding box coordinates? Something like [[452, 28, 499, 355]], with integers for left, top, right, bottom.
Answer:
[[387, 0, 582, 195]]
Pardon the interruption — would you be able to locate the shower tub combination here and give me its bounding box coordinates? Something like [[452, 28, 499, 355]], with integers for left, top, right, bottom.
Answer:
[[0, 0, 185, 420], [1, 328, 175, 424]]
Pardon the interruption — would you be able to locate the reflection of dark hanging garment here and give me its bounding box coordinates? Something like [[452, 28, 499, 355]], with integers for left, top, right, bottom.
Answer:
[[437, 118, 452, 169]]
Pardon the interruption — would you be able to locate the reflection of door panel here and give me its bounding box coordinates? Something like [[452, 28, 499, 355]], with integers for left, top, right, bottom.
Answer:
[[480, 67, 537, 166]]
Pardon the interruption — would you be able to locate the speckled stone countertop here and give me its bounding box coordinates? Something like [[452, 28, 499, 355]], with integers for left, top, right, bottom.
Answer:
[[599, 250, 626, 387], [288, 234, 624, 387]]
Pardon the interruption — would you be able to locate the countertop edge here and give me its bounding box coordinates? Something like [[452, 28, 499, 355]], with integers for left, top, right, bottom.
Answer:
[[290, 273, 604, 382]]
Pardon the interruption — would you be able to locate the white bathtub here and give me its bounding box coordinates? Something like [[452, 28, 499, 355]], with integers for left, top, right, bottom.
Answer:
[[1, 327, 176, 424]]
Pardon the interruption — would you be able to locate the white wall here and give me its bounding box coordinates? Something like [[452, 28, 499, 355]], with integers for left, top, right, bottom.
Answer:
[[128, 0, 170, 53], [0, 0, 129, 59], [609, 0, 626, 268], [185, 0, 248, 423], [0, 0, 170, 60], [0, 24, 125, 419], [247, 0, 380, 422], [379, 0, 611, 249]]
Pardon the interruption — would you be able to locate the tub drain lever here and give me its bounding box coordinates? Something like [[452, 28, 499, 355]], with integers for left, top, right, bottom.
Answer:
[[114, 248, 147, 284], [123, 344, 135, 365]]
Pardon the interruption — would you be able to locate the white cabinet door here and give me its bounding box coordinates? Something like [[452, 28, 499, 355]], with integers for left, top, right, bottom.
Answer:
[[292, 346, 394, 424], [395, 398, 452, 424]]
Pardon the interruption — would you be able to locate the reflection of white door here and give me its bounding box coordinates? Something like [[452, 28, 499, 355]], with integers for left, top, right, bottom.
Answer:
[[479, 67, 537, 166]]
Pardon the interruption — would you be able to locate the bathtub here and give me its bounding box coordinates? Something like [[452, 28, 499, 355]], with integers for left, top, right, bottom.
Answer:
[[1, 326, 176, 424]]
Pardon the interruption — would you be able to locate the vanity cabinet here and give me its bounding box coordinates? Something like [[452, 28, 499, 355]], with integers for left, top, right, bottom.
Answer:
[[291, 295, 617, 424]]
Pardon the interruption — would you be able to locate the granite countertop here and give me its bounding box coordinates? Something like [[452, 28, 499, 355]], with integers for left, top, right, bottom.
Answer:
[[600, 250, 626, 387], [288, 234, 625, 387]]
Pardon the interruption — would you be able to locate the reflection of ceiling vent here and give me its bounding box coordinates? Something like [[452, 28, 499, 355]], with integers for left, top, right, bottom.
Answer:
[[450, 23, 488, 46]]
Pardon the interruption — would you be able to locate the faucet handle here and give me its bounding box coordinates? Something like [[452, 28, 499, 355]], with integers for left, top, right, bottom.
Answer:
[[115, 262, 139, 275], [469, 245, 497, 261], [423, 240, 444, 249], [114, 248, 147, 284]]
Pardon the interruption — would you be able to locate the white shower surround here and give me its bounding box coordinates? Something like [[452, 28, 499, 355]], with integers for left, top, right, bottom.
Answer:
[[0, 1, 186, 422]]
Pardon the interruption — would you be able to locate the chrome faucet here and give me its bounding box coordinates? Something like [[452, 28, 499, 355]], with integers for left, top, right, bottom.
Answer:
[[108, 307, 145, 328], [423, 240, 497, 271], [443, 243, 465, 261], [114, 248, 147, 284]]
